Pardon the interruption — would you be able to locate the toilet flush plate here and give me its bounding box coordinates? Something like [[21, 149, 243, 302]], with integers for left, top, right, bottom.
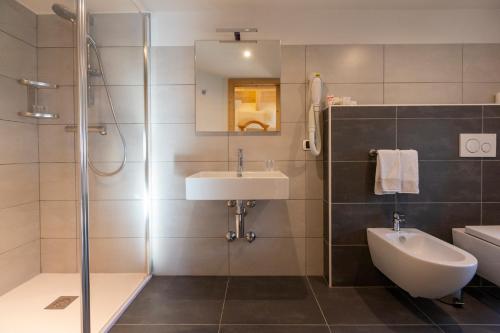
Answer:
[[460, 133, 496, 157]]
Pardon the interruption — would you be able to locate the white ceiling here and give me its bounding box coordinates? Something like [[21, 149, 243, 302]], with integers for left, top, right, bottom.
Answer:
[[16, 0, 500, 14]]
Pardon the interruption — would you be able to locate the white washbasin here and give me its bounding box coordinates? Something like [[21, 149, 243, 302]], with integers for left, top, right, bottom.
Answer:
[[367, 228, 477, 299], [185, 171, 289, 200]]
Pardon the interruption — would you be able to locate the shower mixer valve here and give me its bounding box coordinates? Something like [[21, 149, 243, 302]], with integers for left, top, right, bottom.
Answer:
[[226, 200, 257, 243]]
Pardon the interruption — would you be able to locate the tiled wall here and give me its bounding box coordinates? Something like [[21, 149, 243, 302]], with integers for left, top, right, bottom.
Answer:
[[325, 105, 500, 286], [38, 13, 147, 273], [0, 0, 39, 295]]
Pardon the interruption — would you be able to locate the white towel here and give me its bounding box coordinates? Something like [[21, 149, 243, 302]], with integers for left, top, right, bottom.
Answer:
[[400, 149, 419, 194], [374, 149, 402, 195]]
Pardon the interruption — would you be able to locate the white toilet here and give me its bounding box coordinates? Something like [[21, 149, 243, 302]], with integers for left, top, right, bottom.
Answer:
[[368, 228, 478, 299], [453, 225, 500, 287]]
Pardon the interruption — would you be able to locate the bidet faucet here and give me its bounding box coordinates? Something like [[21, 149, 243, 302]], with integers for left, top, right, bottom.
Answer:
[[392, 211, 406, 231], [237, 148, 244, 177]]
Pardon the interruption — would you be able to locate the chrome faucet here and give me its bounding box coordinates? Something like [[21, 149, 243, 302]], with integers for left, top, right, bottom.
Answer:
[[237, 148, 244, 177], [392, 211, 406, 231]]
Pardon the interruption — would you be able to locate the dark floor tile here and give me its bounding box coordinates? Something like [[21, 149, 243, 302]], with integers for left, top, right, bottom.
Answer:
[[397, 105, 482, 118], [483, 162, 500, 202], [439, 325, 500, 333], [332, 119, 396, 161], [221, 277, 324, 324], [110, 325, 219, 333], [331, 325, 442, 332], [394, 203, 481, 243], [332, 162, 395, 203], [413, 288, 500, 325], [331, 246, 392, 286], [117, 276, 227, 324], [221, 325, 330, 332], [331, 203, 395, 245], [397, 118, 482, 160], [309, 279, 429, 325], [397, 161, 481, 203]]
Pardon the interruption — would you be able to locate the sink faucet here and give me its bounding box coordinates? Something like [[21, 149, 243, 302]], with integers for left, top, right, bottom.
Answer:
[[392, 211, 406, 231], [237, 148, 244, 177]]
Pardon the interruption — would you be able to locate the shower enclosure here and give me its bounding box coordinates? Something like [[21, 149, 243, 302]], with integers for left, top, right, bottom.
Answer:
[[0, 0, 151, 332]]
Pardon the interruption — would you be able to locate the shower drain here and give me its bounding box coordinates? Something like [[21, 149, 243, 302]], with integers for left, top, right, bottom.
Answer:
[[44, 296, 78, 310]]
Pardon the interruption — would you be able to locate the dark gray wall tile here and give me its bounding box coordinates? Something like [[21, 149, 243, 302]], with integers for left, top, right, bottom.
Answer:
[[483, 161, 500, 202], [483, 118, 500, 151], [397, 105, 482, 118], [395, 203, 481, 242], [332, 106, 396, 119], [482, 203, 500, 225], [331, 246, 391, 286], [397, 161, 481, 203], [397, 118, 482, 160], [331, 204, 394, 245], [332, 119, 396, 161], [332, 162, 394, 203], [483, 105, 500, 118]]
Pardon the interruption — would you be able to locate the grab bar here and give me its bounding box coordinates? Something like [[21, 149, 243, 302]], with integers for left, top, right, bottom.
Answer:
[[65, 125, 107, 135]]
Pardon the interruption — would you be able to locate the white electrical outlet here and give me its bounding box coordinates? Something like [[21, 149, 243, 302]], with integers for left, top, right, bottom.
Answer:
[[460, 133, 497, 157]]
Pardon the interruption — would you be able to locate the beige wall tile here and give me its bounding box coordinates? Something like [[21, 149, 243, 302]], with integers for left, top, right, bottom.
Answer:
[[38, 47, 74, 86], [384, 83, 462, 104], [88, 161, 145, 200], [152, 46, 194, 85], [151, 85, 195, 124], [281, 45, 305, 84], [0, 240, 39, 296], [152, 161, 227, 199], [0, 76, 34, 123], [306, 238, 324, 276], [40, 201, 76, 239], [281, 84, 306, 123], [37, 14, 73, 47], [152, 124, 228, 162], [0, 121, 38, 164], [463, 83, 500, 104], [306, 200, 323, 238], [41, 239, 76, 273], [40, 163, 76, 200], [463, 44, 500, 82], [241, 200, 306, 237], [0, 202, 39, 254], [230, 238, 306, 275], [89, 200, 145, 238], [88, 85, 145, 124], [153, 237, 228, 275], [92, 13, 143, 47], [0, 0, 36, 45], [0, 31, 36, 80], [37, 86, 75, 125], [152, 200, 228, 238], [89, 124, 144, 162], [89, 238, 145, 273], [228, 123, 305, 161], [384, 44, 462, 83], [39, 125, 75, 162], [325, 83, 383, 105], [91, 47, 144, 86], [306, 45, 383, 83], [306, 160, 323, 200], [0, 164, 38, 209]]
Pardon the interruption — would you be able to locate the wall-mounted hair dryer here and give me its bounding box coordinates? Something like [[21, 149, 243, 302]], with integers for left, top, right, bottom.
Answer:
[[308, 73, 323, 156]]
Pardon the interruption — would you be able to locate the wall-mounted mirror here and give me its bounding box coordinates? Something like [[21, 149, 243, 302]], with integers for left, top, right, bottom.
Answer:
[[195, 40, 281, 132]]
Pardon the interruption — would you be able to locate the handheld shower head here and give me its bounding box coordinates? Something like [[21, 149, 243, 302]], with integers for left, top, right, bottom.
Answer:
[[51, 4, 76, 23]]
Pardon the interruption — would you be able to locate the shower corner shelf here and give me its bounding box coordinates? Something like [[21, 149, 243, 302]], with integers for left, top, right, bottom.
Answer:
[[17, 78, 60, 119], [18, 78, 58, 89]]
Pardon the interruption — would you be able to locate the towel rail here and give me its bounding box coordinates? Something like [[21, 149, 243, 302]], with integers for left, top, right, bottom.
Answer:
[[369, 149, 378, 157]]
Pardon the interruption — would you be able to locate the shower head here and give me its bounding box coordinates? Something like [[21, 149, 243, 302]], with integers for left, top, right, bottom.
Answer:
[[51, 4, 76, 23]]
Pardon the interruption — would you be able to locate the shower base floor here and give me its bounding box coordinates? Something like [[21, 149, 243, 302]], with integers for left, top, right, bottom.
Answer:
[[0, 273, 148, 333]]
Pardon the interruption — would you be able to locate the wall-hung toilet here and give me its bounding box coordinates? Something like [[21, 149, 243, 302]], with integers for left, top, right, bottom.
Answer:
[[367, 228, 478, 299], [453, 226, 500, 286]]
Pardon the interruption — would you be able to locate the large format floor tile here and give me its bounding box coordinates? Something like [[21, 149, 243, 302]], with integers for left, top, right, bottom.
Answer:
[[330, 326, 441, 333], [117, 276, 227, 324], [221, 325, 329, 333], [111, 325, 219, 333], [221, 277, 325, 325]]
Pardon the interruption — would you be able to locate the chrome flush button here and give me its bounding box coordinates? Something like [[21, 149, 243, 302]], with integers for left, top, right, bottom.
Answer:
[[482, 142, 492, 153], [466, 139, 480, 153]]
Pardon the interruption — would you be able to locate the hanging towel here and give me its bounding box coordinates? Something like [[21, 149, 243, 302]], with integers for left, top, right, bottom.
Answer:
[[374, 149, 402, 195], [400, 149, 419, 194]]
